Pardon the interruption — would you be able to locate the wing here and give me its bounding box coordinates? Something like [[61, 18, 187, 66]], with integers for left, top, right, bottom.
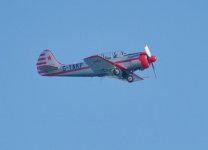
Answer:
[[84, 55, 144, 82], [84, 55, 125, 74], [132, 72, 144, 82]]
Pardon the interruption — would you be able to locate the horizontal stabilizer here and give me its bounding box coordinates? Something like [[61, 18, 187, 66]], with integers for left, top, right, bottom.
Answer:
[[37, 65, 59, 72]]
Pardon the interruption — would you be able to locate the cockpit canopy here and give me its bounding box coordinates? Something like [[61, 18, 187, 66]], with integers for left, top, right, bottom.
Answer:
[[99, 51, 127, 59]]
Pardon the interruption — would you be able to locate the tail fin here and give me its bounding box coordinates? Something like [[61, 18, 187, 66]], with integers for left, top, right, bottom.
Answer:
[[36, 50, 62, 75]]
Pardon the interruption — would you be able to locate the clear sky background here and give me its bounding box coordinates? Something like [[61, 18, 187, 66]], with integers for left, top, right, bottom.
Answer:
[[0, 0, 208, 150]]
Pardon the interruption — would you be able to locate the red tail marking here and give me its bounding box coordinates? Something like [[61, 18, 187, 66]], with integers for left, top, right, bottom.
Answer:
[[36, 62, 47, 66], [47, 50, 63, 65], [40, 53, 45, 56], [38, 58, 46, 61], [48, 55, 52, 60]]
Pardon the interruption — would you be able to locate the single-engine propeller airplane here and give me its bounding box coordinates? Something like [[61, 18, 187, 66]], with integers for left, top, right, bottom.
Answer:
[[36, 45, 157, 83]]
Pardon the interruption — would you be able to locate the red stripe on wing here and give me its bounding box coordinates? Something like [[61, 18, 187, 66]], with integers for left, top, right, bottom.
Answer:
[[133, 73, 144, 80]]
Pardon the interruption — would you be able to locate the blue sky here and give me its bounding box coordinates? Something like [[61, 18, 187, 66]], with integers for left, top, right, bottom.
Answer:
[[0, 0, 208, 149]]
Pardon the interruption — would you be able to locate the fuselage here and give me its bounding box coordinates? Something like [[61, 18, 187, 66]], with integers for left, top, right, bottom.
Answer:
[[45, 51, 143, 77]]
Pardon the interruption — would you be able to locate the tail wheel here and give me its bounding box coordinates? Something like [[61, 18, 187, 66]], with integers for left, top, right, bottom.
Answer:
[[113, 68, 121, 76], [127, 74, 134, 83]]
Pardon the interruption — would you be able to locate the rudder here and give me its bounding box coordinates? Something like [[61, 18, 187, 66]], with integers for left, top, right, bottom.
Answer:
[[36, 50, 62, 75]]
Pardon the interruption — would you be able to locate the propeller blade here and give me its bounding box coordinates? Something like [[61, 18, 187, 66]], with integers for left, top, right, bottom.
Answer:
[[144, 44, 151, 57], [151, 63, 157, 78]]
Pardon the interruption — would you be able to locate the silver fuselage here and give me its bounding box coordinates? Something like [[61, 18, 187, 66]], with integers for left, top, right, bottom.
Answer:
[[45, 52, 143, 77]]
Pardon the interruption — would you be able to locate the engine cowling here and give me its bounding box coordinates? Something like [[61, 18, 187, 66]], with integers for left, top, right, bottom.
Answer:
[[138, 53, 150, 68], [138, 53, 157, 69]]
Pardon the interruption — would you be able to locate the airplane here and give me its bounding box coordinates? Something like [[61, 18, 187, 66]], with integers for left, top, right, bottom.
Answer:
[[36, 45, 157, 83]]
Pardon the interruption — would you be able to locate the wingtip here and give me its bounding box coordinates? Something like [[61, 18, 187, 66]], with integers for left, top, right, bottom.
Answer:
[[132, 73, 144, 80]]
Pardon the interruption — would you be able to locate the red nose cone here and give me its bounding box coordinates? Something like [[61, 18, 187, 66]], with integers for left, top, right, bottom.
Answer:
[[149, 56, 157, 63]]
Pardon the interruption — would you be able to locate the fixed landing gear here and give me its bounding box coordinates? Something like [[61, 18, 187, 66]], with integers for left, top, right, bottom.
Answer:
[[112, 68, 121, 76], [126, 74, 134, 83], [112, 68, 134, 83]]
